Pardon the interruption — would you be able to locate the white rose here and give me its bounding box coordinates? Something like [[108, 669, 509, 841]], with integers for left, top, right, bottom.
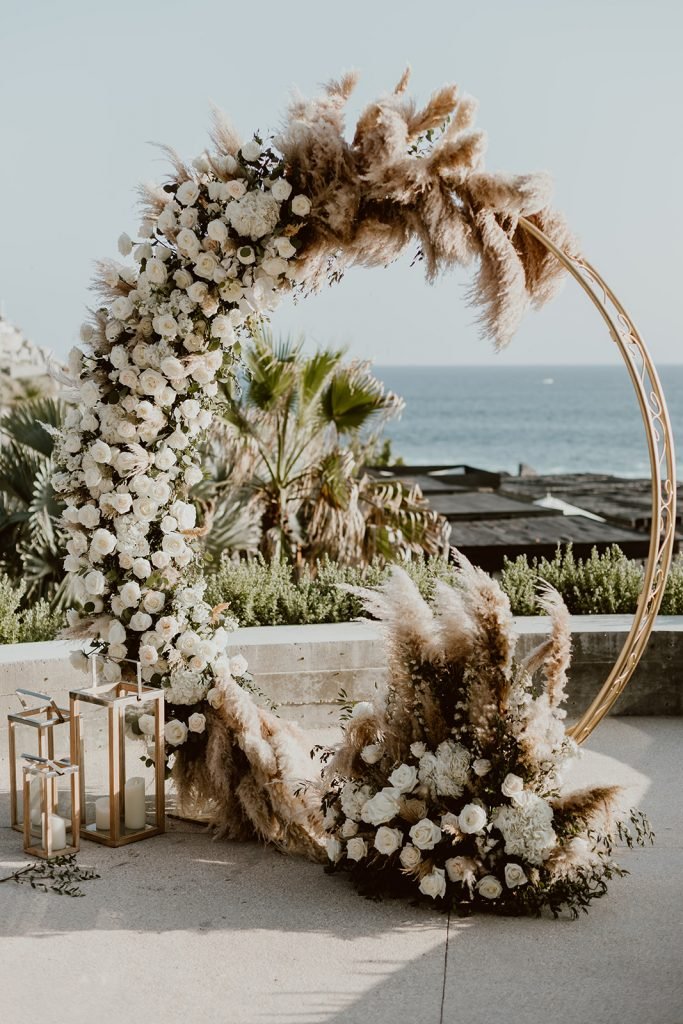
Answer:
[[146, 258, 168, 286], [80, 380, 101, 407], [445, 856, 476, 883], [157, 615, 179, 640], [194, 251, 218, 280], [173, 268, 193, 289], [261, 256, 288, 277], [206, 686, 225, 709], [388, 763, 418, 794], [225, 179, 246, 199], [240, 140, 262, 162], [361, 788, 401, 827], [176, 630, 201, 655], [346, 837, 368, 862], [409, 818, 442, 851], [176, 180, 200, 206], [119, 368, 139, 390], [504, 863, 528, 888], [270, 178, 292, 201], [132, 558, 152, 579], [419, 868, 447, 901], [129, 611, 153, 632], [477, 875, 503, 900], [111, 296, 134, 321], [374, 826, 402, 856], [143, 590, 165, 614], [132, 497, 158, 522], [84, 570, 106, 595], [228, 654, 248, 676], [207, 219, 228, 243], [139, 645, 159, 667], [162, 533, 187, 558], [118, 232, 133, 256], [176, 228, 199, 256], [360, 744, 382, 765], [155, 448, 177, 471], [291, 194, 311, 216], [273, 236, 296, 259], [184, 464, 203, 486], [473, 758, 492, 777], [188, 712, 206, 734], [459, 803, 487, 834], [90, 528, 117, 557], [103, 660, 122, 683], [107, 620, 127, 645], [139, 368, 166, 396], [180, 399, 201, 421], [179, 207, 198, 229], [351, 701, 374, 721], [160, 356, 186, 380], [83, 466, 103, 489], [138, 713, 155, 736], [501, 773, 525, 800], [210, 314, 234, 340], [170, 500, 196, 531], [166, 430, 190, 450], [151, 552, 172, 573], [164, 719, 188, 747], [152, 313, 178, 338], [340, 819, 358, 838], [399, 844, 422, 870], [326, 837, 342, 863], [120, 581, 141, 608]]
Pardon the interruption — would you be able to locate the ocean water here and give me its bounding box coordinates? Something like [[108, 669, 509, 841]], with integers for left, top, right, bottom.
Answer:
[[374, 365, 683, 478]]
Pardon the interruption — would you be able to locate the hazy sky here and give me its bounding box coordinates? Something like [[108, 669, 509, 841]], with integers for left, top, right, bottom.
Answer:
[[1, 0, 681, 366]]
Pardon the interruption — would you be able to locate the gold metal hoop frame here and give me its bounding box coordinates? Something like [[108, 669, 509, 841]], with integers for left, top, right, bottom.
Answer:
[[518, 217, 677, 743]]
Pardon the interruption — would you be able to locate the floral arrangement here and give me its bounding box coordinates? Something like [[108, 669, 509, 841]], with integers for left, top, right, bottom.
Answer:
[[54, 68, 579, 854], [321, 560, 651, 914]]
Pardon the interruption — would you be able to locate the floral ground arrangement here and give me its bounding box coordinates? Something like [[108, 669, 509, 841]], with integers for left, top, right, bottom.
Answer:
[[320, 559, 652, 916]]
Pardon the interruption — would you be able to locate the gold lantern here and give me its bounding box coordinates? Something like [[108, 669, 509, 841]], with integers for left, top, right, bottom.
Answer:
[[70, 653, 166, 847], [21, 754, 80, 859], [8, 689, 72, 834]]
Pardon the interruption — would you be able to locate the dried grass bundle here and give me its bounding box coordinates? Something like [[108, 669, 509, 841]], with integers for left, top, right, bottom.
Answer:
[[273, 71, 578, 348]]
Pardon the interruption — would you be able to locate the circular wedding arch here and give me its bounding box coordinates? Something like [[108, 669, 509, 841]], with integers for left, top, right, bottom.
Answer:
[[59, 70, 676, 850], [518, 218, 676, 741]]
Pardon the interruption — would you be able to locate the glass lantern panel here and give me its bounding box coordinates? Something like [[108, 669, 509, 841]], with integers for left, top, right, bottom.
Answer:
[[121, 699, 160, 834], [12, 716, 70, 829], [77, 700, 111, 837]]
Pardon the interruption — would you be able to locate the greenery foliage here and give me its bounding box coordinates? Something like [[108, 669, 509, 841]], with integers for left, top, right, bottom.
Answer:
[[501, 544, 683, 616], [201, 330, 449, 565], [204, 554, 459, 627], [0, 396, 71, 605], [0, 574, 64, 643]]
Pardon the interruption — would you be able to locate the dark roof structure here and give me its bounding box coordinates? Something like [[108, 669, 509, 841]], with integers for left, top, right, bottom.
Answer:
[[366, 464, 678, 572]]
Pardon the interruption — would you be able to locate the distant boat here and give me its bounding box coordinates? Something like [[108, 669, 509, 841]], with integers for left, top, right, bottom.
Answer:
[[542, 377, 554, 384]]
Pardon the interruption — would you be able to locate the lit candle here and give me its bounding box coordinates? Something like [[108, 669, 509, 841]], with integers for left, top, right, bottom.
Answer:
[[124, 777, 147, 831], [43, 814, 67, 853], [95, 796, 110, 831]]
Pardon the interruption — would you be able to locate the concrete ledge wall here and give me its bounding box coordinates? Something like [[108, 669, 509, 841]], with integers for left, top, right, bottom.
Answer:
[[1, 617, 681, 772]]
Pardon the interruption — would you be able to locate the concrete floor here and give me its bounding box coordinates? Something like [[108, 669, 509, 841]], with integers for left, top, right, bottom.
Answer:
[[1, 718, 681, 1024]]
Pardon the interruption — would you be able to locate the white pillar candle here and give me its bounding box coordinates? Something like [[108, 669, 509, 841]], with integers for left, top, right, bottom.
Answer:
[[43, 814, 66, 853], [124, 776, 147, 831], [95, 796, 110, 831]]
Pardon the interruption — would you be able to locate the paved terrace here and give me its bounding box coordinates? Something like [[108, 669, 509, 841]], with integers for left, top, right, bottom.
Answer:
[[1, 718, 681, 1024]]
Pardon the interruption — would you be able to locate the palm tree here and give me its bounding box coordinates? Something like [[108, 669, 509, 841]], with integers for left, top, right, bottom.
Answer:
[[0, 396, 71, 604], [208, 330, 450, 565]]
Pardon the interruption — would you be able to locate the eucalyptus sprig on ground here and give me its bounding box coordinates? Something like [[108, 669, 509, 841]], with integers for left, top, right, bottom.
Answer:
[[0, 854, 100, 897]]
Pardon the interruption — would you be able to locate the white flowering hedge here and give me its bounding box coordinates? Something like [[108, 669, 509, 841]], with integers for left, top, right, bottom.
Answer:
[[55, 134, 311, 755]]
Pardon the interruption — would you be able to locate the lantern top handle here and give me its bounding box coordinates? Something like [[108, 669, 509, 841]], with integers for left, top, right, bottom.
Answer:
[[87, 650, 144, 701], [16, 688, 66, 722]]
